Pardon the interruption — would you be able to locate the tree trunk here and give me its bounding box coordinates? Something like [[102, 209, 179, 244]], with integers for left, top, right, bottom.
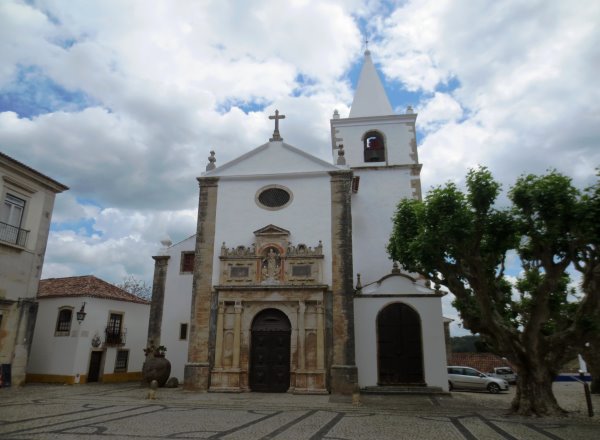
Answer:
[[511, 366, 566, 416], [589, 371, 600, 394], [582, 349, 600, 394]]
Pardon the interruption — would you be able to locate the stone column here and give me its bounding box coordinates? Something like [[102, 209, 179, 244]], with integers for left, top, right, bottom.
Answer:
[[10, 299, 38, 386], [214, 303, 225, 369], [316, 303, 325, 370], [329, 170, 358, 394], [297, 301, 306, 371], [232, 301, 242, 369], [147, 255, 170, 349], [184, 176, 219, 390]]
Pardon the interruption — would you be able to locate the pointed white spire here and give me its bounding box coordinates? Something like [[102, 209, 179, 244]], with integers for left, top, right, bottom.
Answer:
[[349, 50, 393, 118]]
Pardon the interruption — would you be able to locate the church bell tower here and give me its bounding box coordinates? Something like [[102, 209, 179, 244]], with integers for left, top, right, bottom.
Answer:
[[330, 49, 423, 284]]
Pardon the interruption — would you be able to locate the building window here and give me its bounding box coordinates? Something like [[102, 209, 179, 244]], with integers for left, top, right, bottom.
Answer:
[[0, 193, 28, 246], [363, 131, 386, 162], [55, 307, 73, 336], [255, 185, 293, 210], [114, 350, 129, 372], [179, 323, 188, 340], [181, 252, 195, 273], [105, 313, 125, 345]]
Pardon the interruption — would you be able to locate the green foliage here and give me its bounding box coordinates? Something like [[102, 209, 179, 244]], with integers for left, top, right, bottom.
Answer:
[[450, 335, 480, 352], [388, 166, 600, 413]]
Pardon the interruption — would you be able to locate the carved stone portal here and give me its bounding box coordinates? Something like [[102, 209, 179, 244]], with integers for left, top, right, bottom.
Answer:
[[218, 225, 324, 286], [210, 225, 328, 394]]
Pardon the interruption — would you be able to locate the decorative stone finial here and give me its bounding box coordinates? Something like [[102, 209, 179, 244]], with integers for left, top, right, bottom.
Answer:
[[269, 109, 286, 141], [336, 144, 346, 165], [355, 273, 362, 291], [406, 105, 414, 114], [392, 261, 401, 274], [206, 150, 216, 171], [333, 109, 340, 119], [159, 236, 172, 255]]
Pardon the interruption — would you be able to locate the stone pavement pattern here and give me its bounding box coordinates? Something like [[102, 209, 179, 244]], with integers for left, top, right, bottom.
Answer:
[[0, 383, 598, 439]]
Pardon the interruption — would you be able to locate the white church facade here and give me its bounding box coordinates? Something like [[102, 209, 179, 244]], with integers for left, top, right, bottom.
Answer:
[[148, 51, 448, 394]]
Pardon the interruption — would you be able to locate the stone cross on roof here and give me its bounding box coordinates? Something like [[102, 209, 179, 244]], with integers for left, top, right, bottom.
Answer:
[[269, 109, 285, 141]]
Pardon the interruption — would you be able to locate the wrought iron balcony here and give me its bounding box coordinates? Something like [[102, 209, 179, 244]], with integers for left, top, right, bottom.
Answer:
[[0, 221, 28, 247], [104, 327, 127, 346]]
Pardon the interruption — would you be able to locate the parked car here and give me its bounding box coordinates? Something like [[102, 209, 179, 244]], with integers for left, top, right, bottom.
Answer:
[[447, 366, 509, 393], [487, 367, 517, 384]]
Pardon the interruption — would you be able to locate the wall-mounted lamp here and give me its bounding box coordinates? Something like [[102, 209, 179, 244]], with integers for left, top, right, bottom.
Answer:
[[76, 302, 87, 323]]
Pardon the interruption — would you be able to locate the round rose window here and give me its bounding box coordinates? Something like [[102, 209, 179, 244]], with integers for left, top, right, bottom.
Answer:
[[256, 186, 292, 210]]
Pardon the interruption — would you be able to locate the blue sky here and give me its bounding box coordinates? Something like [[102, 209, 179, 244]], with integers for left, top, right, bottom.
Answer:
[[1, 0, 599, 336]]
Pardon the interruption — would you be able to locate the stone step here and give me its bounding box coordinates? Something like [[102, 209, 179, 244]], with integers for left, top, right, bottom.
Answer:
[[361, 385, 446, 395]]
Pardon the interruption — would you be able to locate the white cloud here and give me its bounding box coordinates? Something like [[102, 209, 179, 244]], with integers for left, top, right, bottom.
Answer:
[[417, 92, 463, 131], [1, 0, 597, 300], [374, 0, 600, 190]]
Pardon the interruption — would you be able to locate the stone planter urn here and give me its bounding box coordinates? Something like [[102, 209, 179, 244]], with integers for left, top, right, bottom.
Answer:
[[142, 355, 171, 387], [142, 344, 171, 387]]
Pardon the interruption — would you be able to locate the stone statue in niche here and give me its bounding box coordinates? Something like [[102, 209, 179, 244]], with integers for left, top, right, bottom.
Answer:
[[261, 247, 281, 284]]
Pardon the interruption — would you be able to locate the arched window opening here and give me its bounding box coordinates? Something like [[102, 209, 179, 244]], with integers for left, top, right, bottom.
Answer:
[[55, 308, 73, 335], [363, 131, 385, 162]]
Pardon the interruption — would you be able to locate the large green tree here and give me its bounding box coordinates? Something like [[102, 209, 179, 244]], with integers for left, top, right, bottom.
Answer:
[[387, 168, 599, 416]]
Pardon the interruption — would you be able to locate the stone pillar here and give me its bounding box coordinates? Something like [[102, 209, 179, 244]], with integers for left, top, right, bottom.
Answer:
[[11, 299, 38, 386], [232, 301, 242, 369], [444, 319, 452, 362], [184, 176, 219, 390], [214, 303, 225, 369], [316, 303, 325, 370], [329, 170, 358, 394], [297, 301, 306, 371], [147, 255, 170, 348]]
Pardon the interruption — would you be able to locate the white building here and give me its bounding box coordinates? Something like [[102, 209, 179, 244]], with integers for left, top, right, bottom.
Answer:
[[0, 152, 68, 386], [27, 276, 150, 384], [150, 50, 448, 393]]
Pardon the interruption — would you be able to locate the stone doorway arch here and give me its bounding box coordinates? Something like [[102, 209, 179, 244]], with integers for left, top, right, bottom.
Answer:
[[249, 308, 291, 392], [377, 303, 424, 385]]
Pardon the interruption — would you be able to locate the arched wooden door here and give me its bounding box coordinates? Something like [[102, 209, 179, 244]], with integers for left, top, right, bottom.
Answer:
[[377, 303, 424, 385], [249, 309, 291, 392]]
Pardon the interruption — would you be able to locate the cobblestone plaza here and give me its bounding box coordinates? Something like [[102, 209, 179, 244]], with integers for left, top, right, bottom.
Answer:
[[1, 383, 598, 439]]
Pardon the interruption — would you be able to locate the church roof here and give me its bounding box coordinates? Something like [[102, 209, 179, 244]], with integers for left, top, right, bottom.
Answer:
[[203, 140, 340, 178], [358, 271, 439, 296], [349, 50, 394, 118], [38, 275, 150, 304]]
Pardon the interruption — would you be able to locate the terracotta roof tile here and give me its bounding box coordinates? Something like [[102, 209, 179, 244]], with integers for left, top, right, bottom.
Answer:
[[448, 352, 518, 373], [38, 275, 150, 305]]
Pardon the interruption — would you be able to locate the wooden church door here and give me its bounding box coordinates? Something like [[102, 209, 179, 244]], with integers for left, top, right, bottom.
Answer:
[[249, 309, 291, 392], [377, 303, 424, 385]]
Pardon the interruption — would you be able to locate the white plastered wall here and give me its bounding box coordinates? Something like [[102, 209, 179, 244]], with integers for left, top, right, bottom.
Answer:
[[351, 168, 415, 284], [28, 297, 149, 379], [213, 174, 333, 286], [160, 235, 195, 381], [354, 276, 449, 391]]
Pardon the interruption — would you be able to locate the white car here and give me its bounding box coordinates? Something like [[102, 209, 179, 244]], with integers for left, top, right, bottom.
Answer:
[[488, 367, 518, 384], [447, 366, 509, 393]]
